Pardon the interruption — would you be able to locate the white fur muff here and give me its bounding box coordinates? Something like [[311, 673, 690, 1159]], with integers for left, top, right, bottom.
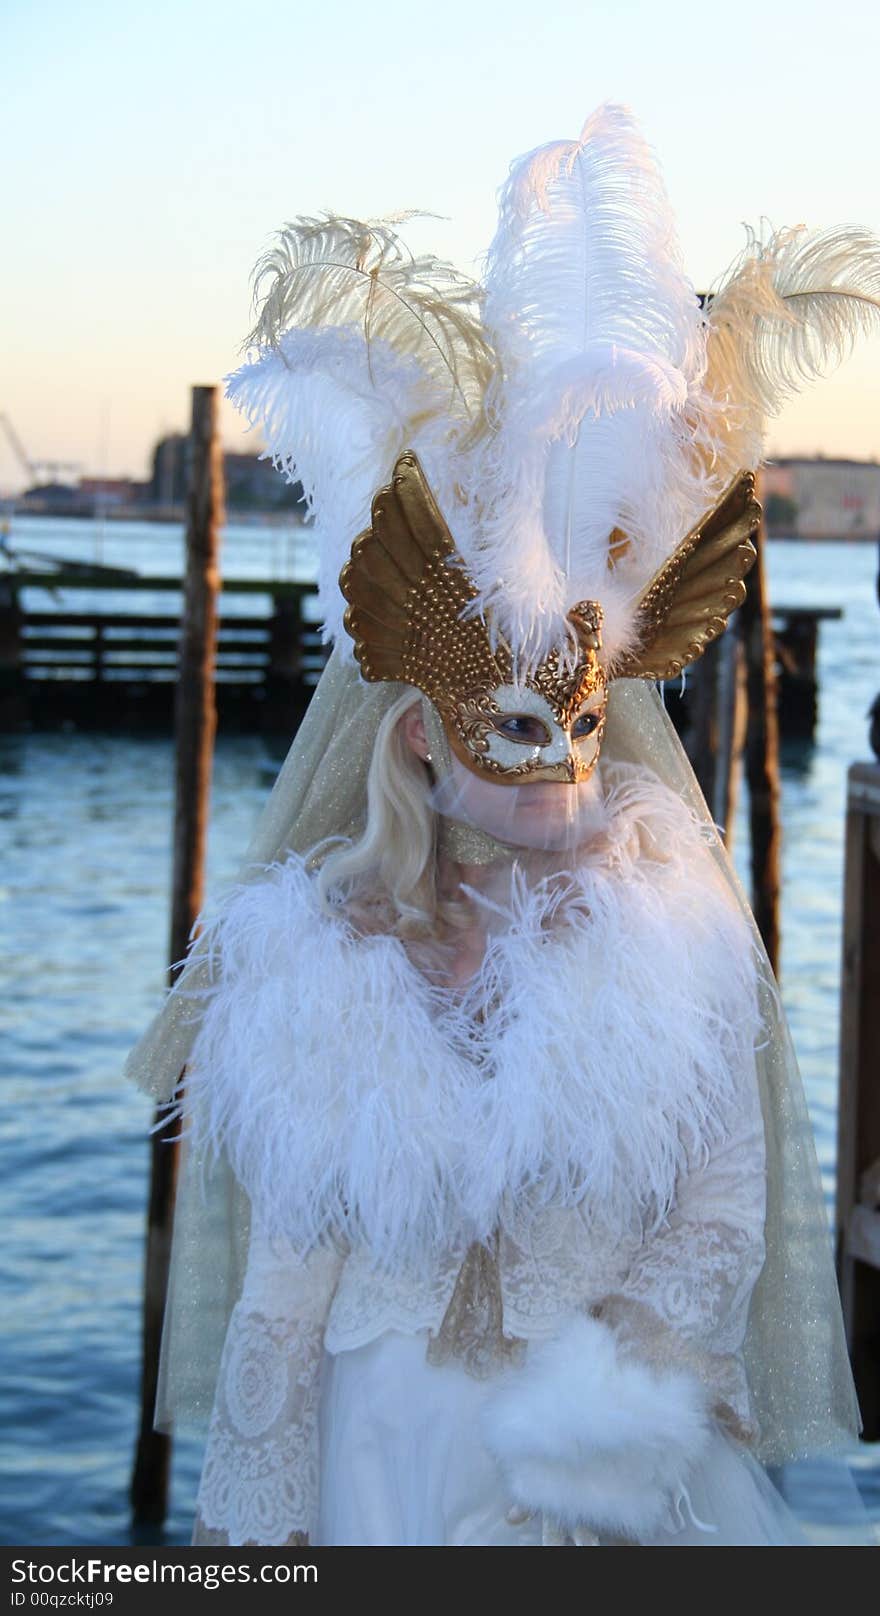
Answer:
[[480, 1313, 713, 1541]]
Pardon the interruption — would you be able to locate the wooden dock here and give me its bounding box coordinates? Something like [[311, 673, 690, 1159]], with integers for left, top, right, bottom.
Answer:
[[0, 566, 841, 739], [774, 605, 843, 737], [662, 603, 841, 750], [0, 568, 327, 732]]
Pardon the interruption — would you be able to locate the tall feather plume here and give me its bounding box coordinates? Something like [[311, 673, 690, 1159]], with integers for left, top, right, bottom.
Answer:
[[453, 103, 713, 670], [248, 215, 494, 427], [698, 225, 880, 481], [225, 215, 497, 643]]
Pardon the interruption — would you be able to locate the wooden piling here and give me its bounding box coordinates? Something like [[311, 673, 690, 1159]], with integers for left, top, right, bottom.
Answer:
[[266, 590, 310, 732], [740, 501, 782, 976], [722, 632, 748, 852], [681, 627, 743, 853], [712, 625, 742, 846], [773, 606, 842, 740], [835, 762, 880, 1439], [169, 387, 224, 974], [0, 579, 25, 729], [685, 635, 721, 818], [130, 386, 224, 1527]]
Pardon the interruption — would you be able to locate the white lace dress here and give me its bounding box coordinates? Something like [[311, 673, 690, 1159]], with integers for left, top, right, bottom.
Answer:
[[182, 781, 812, 1547], [190, 1075, 806, 1546]]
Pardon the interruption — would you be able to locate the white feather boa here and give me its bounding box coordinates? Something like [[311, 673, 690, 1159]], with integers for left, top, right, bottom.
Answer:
[[172, 769, 761, 1273]]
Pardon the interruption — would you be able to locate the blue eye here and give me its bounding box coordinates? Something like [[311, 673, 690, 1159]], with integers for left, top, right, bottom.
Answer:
[[494, 714, 552, 746], [572, 711, 600, 739]]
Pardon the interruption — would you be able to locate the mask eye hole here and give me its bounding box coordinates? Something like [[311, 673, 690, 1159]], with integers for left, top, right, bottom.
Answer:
[[493, 713, 552, 747], [572, 710, 601, 740]]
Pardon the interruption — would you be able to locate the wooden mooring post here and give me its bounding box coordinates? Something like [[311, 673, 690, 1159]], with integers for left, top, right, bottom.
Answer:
[[678, 493, 781, 973], [130, 386, 224, 1527], [835, 761, 880, 1440], [0, 577, 24, 728], [685, 628, 745, 851], [740, 501, 782, 977], [774, 607, 841, 738]]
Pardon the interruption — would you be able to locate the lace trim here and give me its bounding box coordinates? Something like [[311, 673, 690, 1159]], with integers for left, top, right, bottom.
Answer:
[[195, 1306, 324, 1545], [191, 1514, 308, 1548], [193, 1123, 766, 1541], [324, 1245, 467, 1352], [612, 1219, 765, 1355], [324, 1210, 641, 1352]]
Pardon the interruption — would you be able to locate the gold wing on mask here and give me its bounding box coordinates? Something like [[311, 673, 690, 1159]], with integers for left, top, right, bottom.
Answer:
[[613, 471, 760, 682], [343, 453, 759, 695], [340, 450, 506, 706]]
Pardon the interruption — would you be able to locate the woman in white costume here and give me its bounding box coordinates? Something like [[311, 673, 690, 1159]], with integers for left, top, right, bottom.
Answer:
[[126, 105, 880, 1546]]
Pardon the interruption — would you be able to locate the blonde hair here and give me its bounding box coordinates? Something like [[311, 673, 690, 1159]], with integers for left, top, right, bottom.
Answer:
[[315, 690, 446, 934]]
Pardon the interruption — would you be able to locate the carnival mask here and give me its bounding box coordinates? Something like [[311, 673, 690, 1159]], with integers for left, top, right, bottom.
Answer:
[[340, 451, 760, 784]]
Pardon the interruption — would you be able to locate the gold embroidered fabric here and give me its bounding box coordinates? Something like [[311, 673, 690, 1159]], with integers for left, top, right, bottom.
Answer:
[[426, 1232, 526, 1378]]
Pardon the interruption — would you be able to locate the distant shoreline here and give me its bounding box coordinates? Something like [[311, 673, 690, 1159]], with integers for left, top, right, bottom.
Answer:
[[765, 532, 880, 543], [6, 509, 878, 543], [6, 504, 306, 529]]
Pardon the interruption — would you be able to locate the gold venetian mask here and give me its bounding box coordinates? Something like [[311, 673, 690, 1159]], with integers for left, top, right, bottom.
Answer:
[[340, 451, 760, 785]]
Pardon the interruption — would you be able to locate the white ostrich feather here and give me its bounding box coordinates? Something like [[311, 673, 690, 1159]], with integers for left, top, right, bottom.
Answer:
[[225, 216, 496, 643], [164, 766, 762, 1274], [248, 214, 494, 426], [455, 103, 713, 668], [701, 224, 880, 482], [226, 328, 451, 644], [484, 106, 704, 388]]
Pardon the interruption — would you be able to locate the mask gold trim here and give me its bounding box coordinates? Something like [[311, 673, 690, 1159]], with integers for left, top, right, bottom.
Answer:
[[340, 452, 759, 784]]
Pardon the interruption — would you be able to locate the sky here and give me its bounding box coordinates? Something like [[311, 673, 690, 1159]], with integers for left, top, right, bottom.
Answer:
[[3, 0, 880, 490]]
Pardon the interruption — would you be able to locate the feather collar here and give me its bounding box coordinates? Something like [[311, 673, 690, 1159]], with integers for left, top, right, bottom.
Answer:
[[174, 768, 761, 1274]]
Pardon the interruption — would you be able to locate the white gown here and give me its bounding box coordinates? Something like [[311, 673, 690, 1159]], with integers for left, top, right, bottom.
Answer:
[[188, 1198, 823, 1548], [182, 800, 869, 1549], [315, 1330, 809, 1547]]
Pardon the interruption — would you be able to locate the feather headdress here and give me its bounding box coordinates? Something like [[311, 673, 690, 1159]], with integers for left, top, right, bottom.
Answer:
[[226, 104, 880, 671], [226, 215, 494, 637]]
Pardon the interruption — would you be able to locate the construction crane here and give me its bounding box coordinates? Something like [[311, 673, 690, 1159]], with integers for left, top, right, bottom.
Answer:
[[0, 412, 82, 486]]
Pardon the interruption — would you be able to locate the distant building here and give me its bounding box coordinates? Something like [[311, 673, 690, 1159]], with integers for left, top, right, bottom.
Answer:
[[79, 477, 149, 509], [20, 478, 148, 517], [224, 452, 304, 511], [20, 481, 90, 516], [147, 435, 304, 513], [763, 457, 880, 540], [149, 434, 188, 509]]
